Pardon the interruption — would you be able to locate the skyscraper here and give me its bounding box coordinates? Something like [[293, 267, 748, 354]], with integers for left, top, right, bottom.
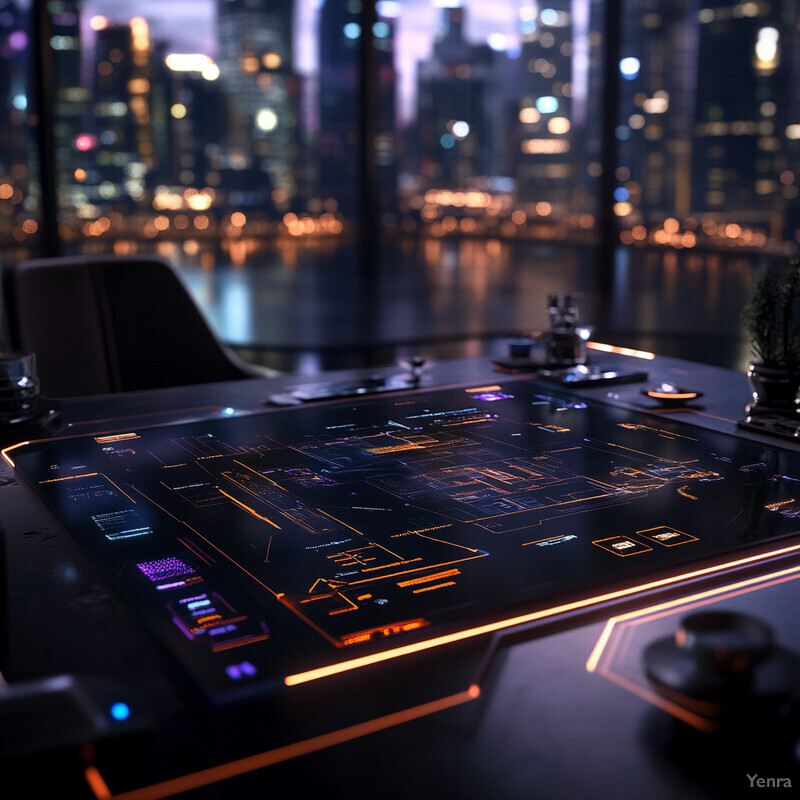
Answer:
[[516, 2, 575, 209], [217, 0, 298, 212], [50, 0, 87, 201], [691, 0, 797, 241], [317, 0, 362, 219], [78, 17, 153, 212], [415, 6, 506, 185], [616, 0, 698, 225]]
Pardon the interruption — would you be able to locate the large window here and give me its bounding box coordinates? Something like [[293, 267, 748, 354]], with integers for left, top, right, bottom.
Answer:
[[1, 1, 798, 265], [0, 0, 39, 259], [616, 0, 800, 253], [390, 1, 602, 243]]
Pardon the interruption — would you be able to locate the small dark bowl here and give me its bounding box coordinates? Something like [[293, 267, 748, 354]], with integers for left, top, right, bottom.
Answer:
[[642, 382, 703, 407]]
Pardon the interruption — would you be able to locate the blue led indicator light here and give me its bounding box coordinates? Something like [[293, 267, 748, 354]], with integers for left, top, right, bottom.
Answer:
[[110, 702, 130, 721]]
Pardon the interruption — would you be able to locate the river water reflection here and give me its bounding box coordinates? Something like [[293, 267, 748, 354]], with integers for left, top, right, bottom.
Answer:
[[176, 238, 761, 374]]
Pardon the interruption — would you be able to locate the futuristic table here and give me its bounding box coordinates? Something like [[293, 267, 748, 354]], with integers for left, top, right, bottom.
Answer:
[[3, 351, 800, 799]]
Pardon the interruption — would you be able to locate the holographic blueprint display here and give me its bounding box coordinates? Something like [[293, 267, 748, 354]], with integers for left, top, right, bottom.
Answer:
[[9, 381, 800, 698]]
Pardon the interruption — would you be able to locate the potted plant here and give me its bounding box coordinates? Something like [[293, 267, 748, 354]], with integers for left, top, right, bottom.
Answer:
[[742, 258, 800, 416]]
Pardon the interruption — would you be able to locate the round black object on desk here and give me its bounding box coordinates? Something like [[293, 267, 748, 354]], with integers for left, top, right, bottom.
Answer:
[[643, 610, 800, 719], [642, 382, 703, 407]]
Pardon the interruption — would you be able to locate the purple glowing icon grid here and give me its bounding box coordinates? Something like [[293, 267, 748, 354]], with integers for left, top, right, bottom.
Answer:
[[137, 557, 196, 582]]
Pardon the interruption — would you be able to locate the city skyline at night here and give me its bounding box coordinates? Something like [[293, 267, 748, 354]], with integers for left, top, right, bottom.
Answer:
[[81, 0, 529, 122], [2, 0, 799, 265]]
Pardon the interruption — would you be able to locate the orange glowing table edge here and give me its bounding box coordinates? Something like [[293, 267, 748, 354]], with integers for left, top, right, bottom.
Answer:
[[585, 561, 800, 731], [585, 341, 655, 360], [283, 541, 800, 686], [83, 686, 480, 800], [82, 552, 800, 799]]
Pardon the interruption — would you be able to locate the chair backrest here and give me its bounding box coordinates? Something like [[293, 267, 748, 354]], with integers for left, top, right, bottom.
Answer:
[[1, 254, 260, 397]]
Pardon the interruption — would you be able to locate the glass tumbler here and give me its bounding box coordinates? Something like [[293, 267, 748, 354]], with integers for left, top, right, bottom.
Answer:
[[546, 294, 583, 365], [0, 352, 41, 424]]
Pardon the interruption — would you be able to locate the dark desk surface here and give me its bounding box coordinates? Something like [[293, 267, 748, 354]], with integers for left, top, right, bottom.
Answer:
[[2, 351, 799, 799], [0, 349, 755, 449]]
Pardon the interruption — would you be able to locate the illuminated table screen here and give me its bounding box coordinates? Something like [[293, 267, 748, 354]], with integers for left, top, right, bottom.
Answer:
[[8, 380, 800, 700]]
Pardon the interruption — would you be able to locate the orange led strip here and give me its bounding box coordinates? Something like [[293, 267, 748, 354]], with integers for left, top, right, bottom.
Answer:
[[586, 341, 656, 360], [646, 391, 698, 401], [584, 563, 800, 731], [585, 561, 800, 674], [285, 541, 800, 686], [0, 441, 31, 468], [84, 686, 479, 800], [465, 385, 502, 393], [94, 433, 140, 444]]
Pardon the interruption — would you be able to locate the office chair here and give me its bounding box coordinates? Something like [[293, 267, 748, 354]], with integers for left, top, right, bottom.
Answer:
[[1, 254, 264, 397]]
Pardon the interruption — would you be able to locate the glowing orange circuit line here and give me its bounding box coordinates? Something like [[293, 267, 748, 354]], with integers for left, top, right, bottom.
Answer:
[[619, 427, 700, 446], [766, 499, 795, 510], [441, 418, 492, 427], [218, 489, 282, 529], [472, 492, 611, 522], [361, 557, 424, 572], [38, 472, 138, 504], [128, 486, 286, 600], [315, 508, 370, 539], [315, 510, 409, 561], [231, 460, 287, 490], [285, 541, 800, 686], [415, 533, 480, 553], [412, 581, 456, 594], [397, 569, 461, 588], [522, 534, 572, 547], [83, 686, 479, 800], [582, 475, 629, 490], [321, 553, 480, 590], [39, 472, 100, 483], [604, 440, 682, 463]]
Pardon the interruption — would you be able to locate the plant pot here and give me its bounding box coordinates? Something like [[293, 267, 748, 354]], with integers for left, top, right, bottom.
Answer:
[[746, 362, 800, 417]]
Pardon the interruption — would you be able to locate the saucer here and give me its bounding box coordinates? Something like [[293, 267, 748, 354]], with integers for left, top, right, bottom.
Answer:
[[642, 382, 703, 407]]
